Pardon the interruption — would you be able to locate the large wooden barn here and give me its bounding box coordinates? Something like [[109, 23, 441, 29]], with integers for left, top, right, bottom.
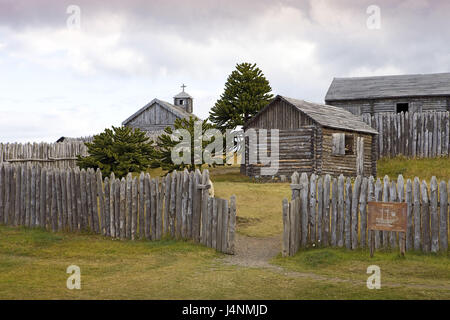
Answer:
[[242, 95, 378, 178], [325, 72, 450, 116]]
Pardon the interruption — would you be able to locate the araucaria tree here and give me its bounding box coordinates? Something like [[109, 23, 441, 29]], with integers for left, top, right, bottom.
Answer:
[[209, 62, 273, 131], [77, 126, 156, 178]]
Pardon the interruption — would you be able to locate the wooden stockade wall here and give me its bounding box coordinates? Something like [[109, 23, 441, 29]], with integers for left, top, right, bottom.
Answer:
[[0, 163, 236, 254], [283, 172, 449, 256], [362, 111, 450, 159], [0, 142, 88, 169]]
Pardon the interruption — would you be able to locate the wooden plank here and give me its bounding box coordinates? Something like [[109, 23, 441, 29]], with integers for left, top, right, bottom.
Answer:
[[359, 177, 368, 248], [187, 171, 194, 239], [157, 177, 164, 240], [228, 195, 236, 255], [119, 177, 126, 239], [351, 176, 361, 249], [151, 178, 157, 240], [126, 173, 132, 239], [282, 198, 290, 257], [405, 179, 413, 251], [90, 169, 99, 233], [14, 165, 21, 226], [337, 175, 345, 247], [170, 171, 177, 238], [206, 197, 213, 247], [367, 176, 375, 250], [31, 166, 37, 227], [96, 169, 105, 235], [131, 177, 138, 240], [104, 177, 110, 236], [51, 169, 57, 232], [192, 170, 202, 242], [181, 170, 189, 239], [74, 168, 81, 231], [109, 173, 116, 238], [317, 177, 323, 246], [79, 169, 87, 230], [60, 170, 67, 230], [221, 199, 229, 253], [144, 173, 151, 239], [211, 198, 218, 250], [0, 165, 5, 225], [55, 169, 62, 231], [331, 177, 338, 247], [413, 177, 421, 250], [66, 169, 73, 232], [440, 181, 448, 252], [344, 177, 352, 249], [114, 178, 121, 238], [217, 198, 224, 252], [138, 173, 145, 238], [421, 180, 430, 253], [382, 175, 390, 248], [164, 174, 171, 237], [300, 173, 309, 247], [389, 179, 398, 248], [309, 174, 317, 245], [430, 177, 439, 253], [201, 170, 210, 245], [176, 171, 183, 239]]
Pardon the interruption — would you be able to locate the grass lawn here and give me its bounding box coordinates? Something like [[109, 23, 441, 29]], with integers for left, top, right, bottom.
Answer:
[[0, 226, 448, 299], [378, 156, 450, 181]]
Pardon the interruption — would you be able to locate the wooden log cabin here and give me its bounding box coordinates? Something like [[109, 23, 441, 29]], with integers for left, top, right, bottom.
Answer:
[[242, 95, 378, 178], [325, 72, 450, 116]]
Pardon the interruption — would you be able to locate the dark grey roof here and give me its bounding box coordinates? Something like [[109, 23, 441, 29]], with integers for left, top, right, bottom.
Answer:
[[174, 91, 193, 99], [122, 98, 197, 126], [325, 72, 450, 101], [245, 95, 378, 135]]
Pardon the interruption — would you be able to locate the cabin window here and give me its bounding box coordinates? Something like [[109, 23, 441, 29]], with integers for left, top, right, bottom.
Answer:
[[179, 100, 184, 105], [396, 103, 409, 113], [332, 133, 355, 156], [345, 134, 354, 155]]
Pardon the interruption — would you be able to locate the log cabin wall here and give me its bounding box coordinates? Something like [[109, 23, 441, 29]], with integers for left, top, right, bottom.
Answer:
[[320, 128, 373, 177], [244, 128, 315, 178]]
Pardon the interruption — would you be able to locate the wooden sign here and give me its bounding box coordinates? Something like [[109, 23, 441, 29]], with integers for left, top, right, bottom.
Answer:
[[367, 202, 407, 257], [368, 202, 407, 232]]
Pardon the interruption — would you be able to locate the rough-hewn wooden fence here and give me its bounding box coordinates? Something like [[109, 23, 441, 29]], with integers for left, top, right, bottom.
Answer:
[[0, 163, 236, 254], [0, 142, 88, 169], [362, 111, 450, 159], [283, 172, 449, 256]]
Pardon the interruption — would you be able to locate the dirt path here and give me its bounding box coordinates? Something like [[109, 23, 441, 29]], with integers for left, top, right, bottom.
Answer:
[[220, 234, 450, 291]]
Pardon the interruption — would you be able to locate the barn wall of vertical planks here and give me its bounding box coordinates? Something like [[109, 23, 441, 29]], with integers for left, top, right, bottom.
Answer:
[[362, 111, 450, 159], [282, 172, 449, 256], [0, 164, 236, 254]]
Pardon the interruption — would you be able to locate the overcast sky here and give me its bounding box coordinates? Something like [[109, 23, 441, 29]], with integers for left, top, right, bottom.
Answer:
[[1, 0, 450, 142]]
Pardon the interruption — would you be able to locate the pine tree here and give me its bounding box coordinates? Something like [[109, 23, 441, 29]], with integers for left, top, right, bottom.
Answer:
[[209, 62, 273, 131], [77, 126, 156, 178], [153, 116, 222, 172]]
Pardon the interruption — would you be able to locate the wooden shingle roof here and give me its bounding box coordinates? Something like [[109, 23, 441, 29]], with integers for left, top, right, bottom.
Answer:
[[245, 95, 378, 135], [122, 98, 197, 126], [325, 72, 450, 101]]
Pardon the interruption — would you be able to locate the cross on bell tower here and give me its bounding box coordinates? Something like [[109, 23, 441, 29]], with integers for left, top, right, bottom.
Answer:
[[174, 84, 193, 113]]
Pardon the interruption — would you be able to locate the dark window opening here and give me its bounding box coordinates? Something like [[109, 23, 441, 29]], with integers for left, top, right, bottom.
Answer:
[[179, 100, 184, 105], [345, 134, 354, 155], [396, 103, 409, 113]]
